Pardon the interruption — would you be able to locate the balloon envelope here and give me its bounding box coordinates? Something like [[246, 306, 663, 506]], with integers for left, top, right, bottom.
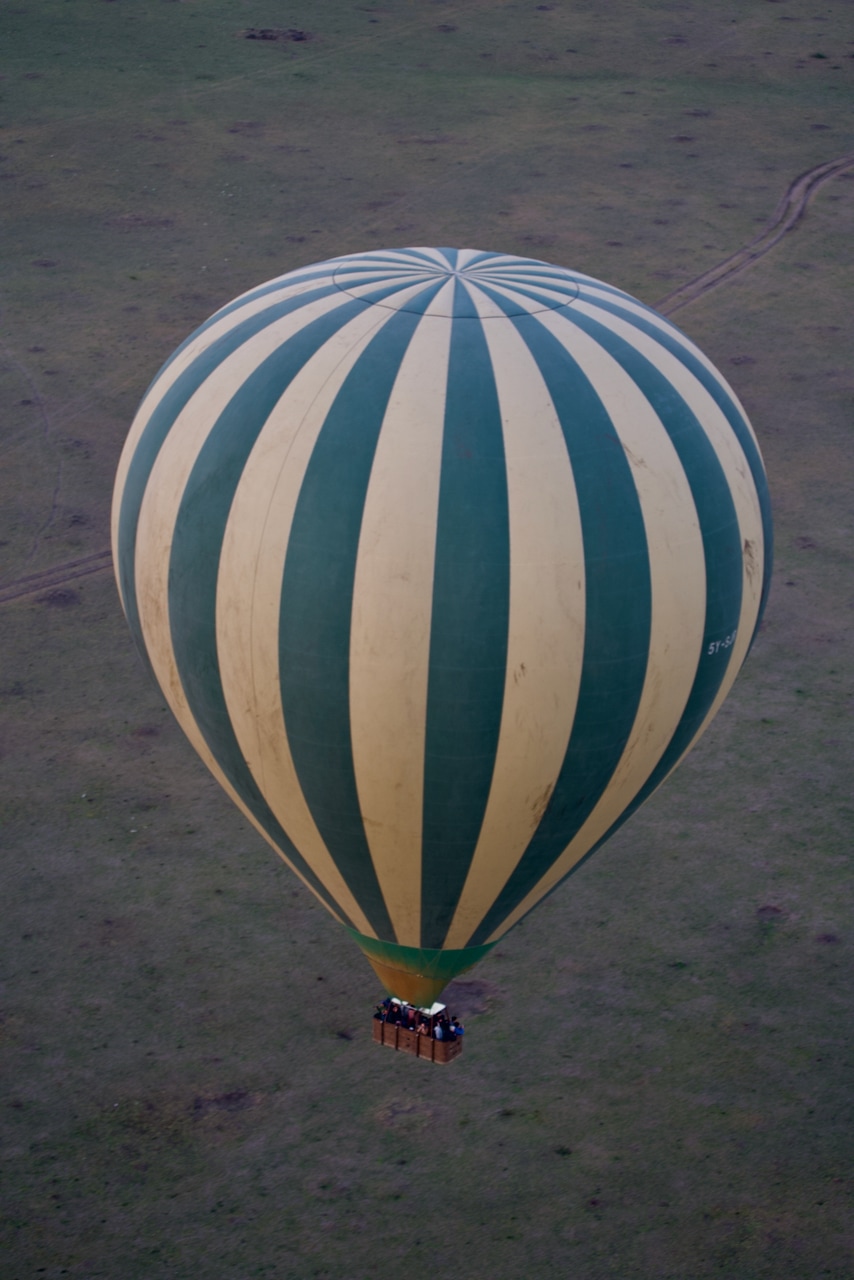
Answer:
[[113, 248, 772, 1005]]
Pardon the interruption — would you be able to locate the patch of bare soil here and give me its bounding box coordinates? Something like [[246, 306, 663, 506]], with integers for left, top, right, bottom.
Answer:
[[374, 1098, 437, 1129], [396, 135, 455, 146], [109, 213, 174, 230], [242, 28, 312, 43], [442, 978, 500, 1018], [37, 587, 79, 608], [520, 233, 557, 247], [192, 1089, 261, 1116], [94, 916, 137, 947]]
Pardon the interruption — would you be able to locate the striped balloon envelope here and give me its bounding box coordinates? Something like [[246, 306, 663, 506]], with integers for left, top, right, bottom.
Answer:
[[112, 247, 772, 1007]]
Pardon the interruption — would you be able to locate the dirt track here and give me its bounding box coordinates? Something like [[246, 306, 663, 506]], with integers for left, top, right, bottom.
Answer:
[[655, 151, 854, 314], [0, 548, 114, 604], [1, 152, 850, 605]]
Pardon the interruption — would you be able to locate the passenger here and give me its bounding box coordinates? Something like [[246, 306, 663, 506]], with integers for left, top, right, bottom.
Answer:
[[434, 1019, 444, 1041], [451, 1017, 464, 1037]]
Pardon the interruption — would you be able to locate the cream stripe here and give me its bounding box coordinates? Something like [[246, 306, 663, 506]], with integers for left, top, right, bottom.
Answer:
[[216, 279, 445, 938], [333, 269, 438, 282], [485, 304, 708, 942], [348, 281, 456, 946], [564, 296, 767, 794], [443, 284, 586, 949], [456, 247, 485, 269], [111, 271, 338, 563], [134, 288, 383, 926], [473, 265, 575, 283], [479, 279, 590, 310], [354, 249, 447, 271], [454, 275, 578, 319], [623, 609, 758, 827], [572, 297, 766, 632], [336, 247, 446, 271], [405, 246, 455, 267], [578, 285, 765, 455], [573, 305, 768, 798], [331, 271, 443, 294], [136, 287, 366, 712], [338, 251, 432, 265], [670, 585, 758, 760], [456, 248, 515, 270], [477, 264, 576, 281]]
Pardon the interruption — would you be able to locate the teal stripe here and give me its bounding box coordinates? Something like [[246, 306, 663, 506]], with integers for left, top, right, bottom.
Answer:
[[278, 284, 445, 943], [117, 274, 433, 660], [569, 303, 745, 678], [332, 263, 438, 285], [330, 248, 445, 277], [478, 273, 661, 319], [116, 280, 344, 661], [412, 247, 453, 268], [479, 264, 575, 286], [166, 296, 377, 924], [420, 286, 511, 949], [583, 293, 773, 644], [576, 279, 665, 314], [460, 250, 507, 268], [468, 299, 651, 947], [474, 278, 578, 312], [345, 927, 496, 995], [562, 302, 756, 842]]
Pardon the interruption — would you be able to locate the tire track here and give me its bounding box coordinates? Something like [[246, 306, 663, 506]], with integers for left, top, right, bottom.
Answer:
[[2, 153, 851, 607], [0, 548, 113, 605], [655, 152, 854, 315]]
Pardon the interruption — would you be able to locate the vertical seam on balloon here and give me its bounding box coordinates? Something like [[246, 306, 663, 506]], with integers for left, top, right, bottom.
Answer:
[[546, 299, 759, 860], [575, 288, 773, 645], [228, 301, 412, 940], [140, 292, 383, 926], [440, 278, 585, 951], [460, 296, 652, 945], [278, 292, 446, 942], [217, 278, 450, 937], [348, 279, 456, 947], [244, 287, 425, 804], [419, 279, 511, 949], [478, 301, 707, 944], [117, 283, 347, 670]]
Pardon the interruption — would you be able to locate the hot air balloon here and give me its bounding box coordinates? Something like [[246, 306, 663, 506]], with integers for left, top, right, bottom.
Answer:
[[112, 247, 772, 1018]]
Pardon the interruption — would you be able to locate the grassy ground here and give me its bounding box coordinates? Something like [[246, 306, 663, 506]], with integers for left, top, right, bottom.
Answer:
[[1, 2, 852, 1277]]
